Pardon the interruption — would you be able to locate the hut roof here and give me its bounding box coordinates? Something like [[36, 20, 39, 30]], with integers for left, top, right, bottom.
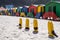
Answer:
[[46, 1, 60, 6]]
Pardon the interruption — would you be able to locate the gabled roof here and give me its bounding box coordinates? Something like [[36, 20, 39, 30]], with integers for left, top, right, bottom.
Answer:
[[54, 1, 60, 3], [46, 1, 60, 6]]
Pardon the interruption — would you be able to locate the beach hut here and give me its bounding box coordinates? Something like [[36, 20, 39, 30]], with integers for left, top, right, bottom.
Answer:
[[29, 4, 37, 16], [0, 7, 6, 11], [37, 4, 45, 13], [21, 6, 28, 15], [36, 4, 45, 18], [12, 7, 17, 16], [45, 1, 60, 17]]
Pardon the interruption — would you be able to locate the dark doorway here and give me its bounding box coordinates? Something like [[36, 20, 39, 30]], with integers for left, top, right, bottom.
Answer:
[[53, 6, 56, 13], [48, 6, 56, 14], [31, 9, 34, 14]]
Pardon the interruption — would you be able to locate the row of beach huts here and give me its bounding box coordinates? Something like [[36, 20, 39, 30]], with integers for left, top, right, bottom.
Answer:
[[0, 1, 60, 21]]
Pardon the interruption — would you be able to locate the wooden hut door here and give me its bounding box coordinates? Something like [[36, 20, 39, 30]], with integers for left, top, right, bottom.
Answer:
[[31, 8, 34, 14], [53, 6, 56, 13]]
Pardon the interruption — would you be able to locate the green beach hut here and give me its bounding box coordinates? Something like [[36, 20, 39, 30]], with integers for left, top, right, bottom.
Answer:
[[45, 1, 60, 17]]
